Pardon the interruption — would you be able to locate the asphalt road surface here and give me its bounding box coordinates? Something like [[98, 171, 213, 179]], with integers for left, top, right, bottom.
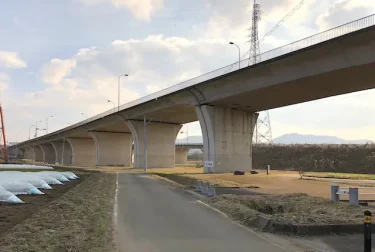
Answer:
[[114, 173, 291, 252]]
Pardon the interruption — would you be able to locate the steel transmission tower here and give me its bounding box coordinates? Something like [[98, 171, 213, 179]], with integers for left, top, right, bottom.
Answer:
[[249, 0, 273, 144]]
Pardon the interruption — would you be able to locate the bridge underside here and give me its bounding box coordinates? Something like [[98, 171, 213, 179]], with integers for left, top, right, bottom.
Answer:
[[15, 25, 375, 173]]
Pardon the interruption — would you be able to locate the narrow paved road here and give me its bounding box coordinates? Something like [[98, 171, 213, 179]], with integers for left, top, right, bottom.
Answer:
[[115, 173, 290, 252]]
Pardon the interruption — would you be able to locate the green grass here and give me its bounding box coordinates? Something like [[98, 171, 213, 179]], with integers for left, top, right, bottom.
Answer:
[[303, 172, 375, 180]]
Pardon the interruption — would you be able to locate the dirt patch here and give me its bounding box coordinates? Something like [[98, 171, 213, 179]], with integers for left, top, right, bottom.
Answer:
[[0, 173, 116, 252], [155, 173, 198, 188], [0, 173, 88, 235], [303, 172, 375, 180], [208, 194, 372, 226], [153, 172, 259, 188]]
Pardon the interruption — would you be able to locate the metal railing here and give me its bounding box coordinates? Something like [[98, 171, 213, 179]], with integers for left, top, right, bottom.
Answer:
[[22, 14, 375, 144], [175, 143, 203, 146]]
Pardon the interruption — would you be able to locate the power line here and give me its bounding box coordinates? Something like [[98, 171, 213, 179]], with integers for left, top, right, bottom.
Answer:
[[225, 0, 308, 72]]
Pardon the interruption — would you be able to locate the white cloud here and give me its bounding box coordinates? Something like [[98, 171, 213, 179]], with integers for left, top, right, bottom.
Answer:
[[0, 73, 10, 92], [42, 59, 77, 85], [27, 34, 235, 121], [80, 0, 163, 21], [5, 0, 375, 142], [316, 0, 375, 31], [0, 51, 27, 68]]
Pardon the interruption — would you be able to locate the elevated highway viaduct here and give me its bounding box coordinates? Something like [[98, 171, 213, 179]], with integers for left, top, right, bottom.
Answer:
[[11, 16, 375, 173]]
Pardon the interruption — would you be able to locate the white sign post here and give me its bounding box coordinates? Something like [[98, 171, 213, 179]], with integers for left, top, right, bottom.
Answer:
[[204, 161, 214, 173]]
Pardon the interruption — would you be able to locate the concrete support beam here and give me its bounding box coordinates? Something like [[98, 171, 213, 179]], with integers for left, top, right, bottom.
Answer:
[[24, 147, 34, 160], [39, 143, 56, 164], [34, 145, 44, 162], [90, 131, 132, 166], [196, 105, 258, 173], [51, 140, 73, 165], [67, 138, 96, 166], [175, 147, 189, 165], [128, 120, 182, 169]]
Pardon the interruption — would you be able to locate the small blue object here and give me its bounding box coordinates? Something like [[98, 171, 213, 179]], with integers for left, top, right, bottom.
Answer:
[[28, 188, 44, 195], [8, 195, 24, 204]]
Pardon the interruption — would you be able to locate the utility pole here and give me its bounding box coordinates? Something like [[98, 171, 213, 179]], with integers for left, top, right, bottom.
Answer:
[[249, 0, 273, 144], [34, 121, 45, 138], [0, 102, 7, 162]]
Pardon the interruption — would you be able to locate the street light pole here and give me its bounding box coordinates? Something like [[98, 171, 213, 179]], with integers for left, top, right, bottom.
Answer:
[[180, 125, 189, 144], [81, 112, 87, 120], [229, 42, 241, 70], [143, 115, 154, 172], [46, 115, 53, 134], [118, 74, 129, 112], [108, 100, 116, 111], [34, 120, 43, 138], [29, 125, 34, 140]]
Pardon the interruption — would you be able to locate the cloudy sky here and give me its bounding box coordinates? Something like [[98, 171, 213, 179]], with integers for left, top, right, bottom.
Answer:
[[1, 0, 375, 143]]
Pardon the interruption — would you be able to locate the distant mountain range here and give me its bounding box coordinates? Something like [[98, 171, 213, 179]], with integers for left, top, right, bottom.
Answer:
[[273, 133, 373, 144], [176, 134, 373, 145]]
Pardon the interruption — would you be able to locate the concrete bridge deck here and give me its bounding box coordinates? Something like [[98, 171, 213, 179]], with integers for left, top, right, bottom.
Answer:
[[10, 15, 375, 173]]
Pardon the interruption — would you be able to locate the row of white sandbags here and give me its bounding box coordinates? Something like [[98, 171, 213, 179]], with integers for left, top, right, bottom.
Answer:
[[0, 164, 54, 169], [0, 171, 78, 203]]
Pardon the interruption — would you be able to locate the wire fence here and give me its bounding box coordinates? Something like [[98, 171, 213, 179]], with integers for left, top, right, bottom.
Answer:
[[21, 14, 375, 144]]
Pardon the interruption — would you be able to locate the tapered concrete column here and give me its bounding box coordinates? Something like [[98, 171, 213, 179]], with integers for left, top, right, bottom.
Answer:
[[51, 140, 73, 165], [66, 138, 96, 166], [127, 120, 182, 168], [175, 147, 189, 164], [39, 143, 56, 164], [196, 105, 258, 173], [25, 147, 34, 160], [34, 145, 44, 162], [90, 131, 132, 166]]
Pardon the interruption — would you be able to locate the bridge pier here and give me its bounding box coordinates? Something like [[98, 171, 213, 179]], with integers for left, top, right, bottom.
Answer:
[[51, 140, 73, 165], [39, 143, 56, 164], [22, 147, 32, 160], [128, 120, 182, 169], [33, 145, 44, 162], [175, 147, 189, 165], [196, 105, 258, 173], [67, 138, 96, 166], [90, 131, 132, 166]]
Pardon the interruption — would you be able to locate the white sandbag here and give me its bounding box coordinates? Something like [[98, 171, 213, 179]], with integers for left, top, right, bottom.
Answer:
[[60, 172, 76, 180], [0, 181, 44, 195], [0, 171, 62, 185], [0, 164, 53, 170], [0, 188, 24, 203], [0, 172, 52, 189], [19, 178, 52, 190], [37, 172, 70, 182], [67, 172, 79, 179], [35, 175, 62, 185]]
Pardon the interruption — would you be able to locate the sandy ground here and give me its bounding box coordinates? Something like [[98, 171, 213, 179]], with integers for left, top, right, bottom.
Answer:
[[151, 168, 375, 200]]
